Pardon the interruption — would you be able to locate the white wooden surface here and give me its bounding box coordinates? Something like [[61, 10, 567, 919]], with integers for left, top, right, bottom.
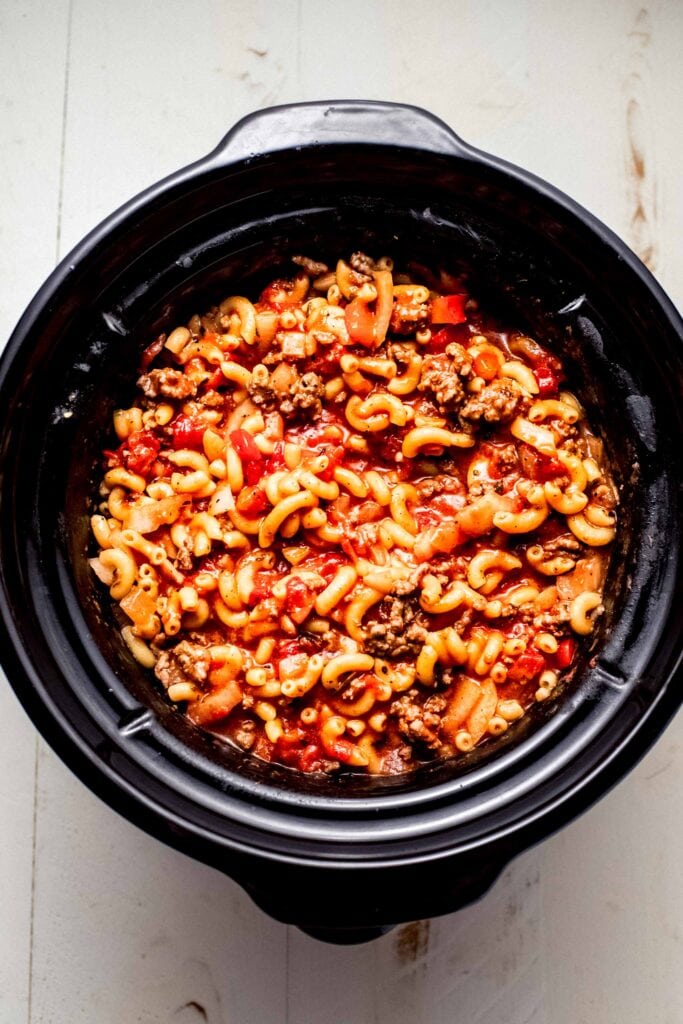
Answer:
[[1, 1, 681, 1021]]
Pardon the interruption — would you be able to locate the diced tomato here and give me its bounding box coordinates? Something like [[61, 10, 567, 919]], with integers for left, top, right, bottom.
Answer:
[[187, 680, 242, 726], [250, 570, 282, 604], [307, 342, 345, 377], [273, 636, 320, 665], [430, 294, 467, 325], [508, 650, 546, 682], [555, 638, 576, 669], [298, 743, 325, 773], [284, 577, 314, 613], [103, 448, 122, 466], [375, 429, 406, 464], [426, 325, 465, 353], [171, 414, 206, 450], [259, 279, 301, 308], [416, 508, 441, 529], [315, 444, 345, 482], [203, 367, 224, 392], [123, 430, 161, 476], [265, 441, 286, 473], [229, 429, 265, 485], [533, 363, 559, 397], [345, 298, 376, 347], [304, 552, 347, 581], [237, 485, 270, 516], [519, 444, 565, 482], [473, 350, 500, 381]]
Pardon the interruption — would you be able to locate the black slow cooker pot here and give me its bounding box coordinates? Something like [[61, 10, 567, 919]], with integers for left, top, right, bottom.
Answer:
[[0, 102, 680, 944]]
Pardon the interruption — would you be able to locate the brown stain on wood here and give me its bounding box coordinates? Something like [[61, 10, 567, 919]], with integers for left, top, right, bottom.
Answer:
[[624, 7, 658, 271], [395, 919, 431, 964], [174, 1001, 208, 1020]]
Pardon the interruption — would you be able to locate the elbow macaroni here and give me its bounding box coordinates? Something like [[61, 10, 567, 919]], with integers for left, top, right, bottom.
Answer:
[[91, 251, 617, 776]]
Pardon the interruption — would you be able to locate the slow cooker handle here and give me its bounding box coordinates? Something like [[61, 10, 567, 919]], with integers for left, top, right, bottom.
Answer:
[[208, 100, 472, 165]]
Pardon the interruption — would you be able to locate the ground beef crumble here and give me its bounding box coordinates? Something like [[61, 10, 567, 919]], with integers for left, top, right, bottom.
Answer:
[[280, 371, 325, 419], [155, 640, 211, 691], [349, 251, 375, 277], [391, 691, 448, 750], [417, 353, 465, 412], [138, 367, 198, 401], [363, 596, 428, 658], [292, 255, 328, 276], [390, 298, 431, 335], [460, 378, 528, 424], [415, 473, 464, 501]]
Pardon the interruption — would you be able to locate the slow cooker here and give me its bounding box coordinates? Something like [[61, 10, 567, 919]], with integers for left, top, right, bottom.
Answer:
[[0, 101, 680, 943]]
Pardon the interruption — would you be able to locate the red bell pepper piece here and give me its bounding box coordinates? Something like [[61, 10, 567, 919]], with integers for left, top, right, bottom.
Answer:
[[345, 298, 376, 347], [426, 325, 463, 353], [508, 650, 546, 682], [430, 294, 467, 325], [203, 367, 224, 392], [304, 552, 347, 581], [298, 743, 325, 773], [171, 414, 206, 450], [519, 444, 565, 482], [123, 430, 161, 477], [265, 441, 286, 474], [533, 363, 559, 397], [237, 485, 270, 516], [229, 429, 265, 485], [555, 638, 576, 669], [316, 444, 345, 482]]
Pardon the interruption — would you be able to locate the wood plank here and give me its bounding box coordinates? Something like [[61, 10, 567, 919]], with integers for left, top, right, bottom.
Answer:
[[25, 2, 299, 1021], [0, 1, 679, 1021], [30, 744, 288, 1023], [0, 2, 71, 1021], [542, 717, 683, 1024]]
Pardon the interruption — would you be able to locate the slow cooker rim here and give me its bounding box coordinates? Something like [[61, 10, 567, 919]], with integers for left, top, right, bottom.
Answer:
[[2, 595, 679, 869]]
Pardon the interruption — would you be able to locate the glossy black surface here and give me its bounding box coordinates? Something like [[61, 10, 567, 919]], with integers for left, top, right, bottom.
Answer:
[[0, 102, 680, 940]]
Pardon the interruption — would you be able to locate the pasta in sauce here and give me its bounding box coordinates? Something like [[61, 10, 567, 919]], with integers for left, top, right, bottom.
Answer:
[[90, 253, 618, 775]]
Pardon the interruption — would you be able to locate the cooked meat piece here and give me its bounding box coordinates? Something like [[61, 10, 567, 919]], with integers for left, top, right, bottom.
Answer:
[[393, 577, 419, 597], [248, 362, 302, 412], [445, 341, 472, 374], [417, 353, 465, 412], [391, 691, 448, 750], [415, 474, 464, 501], [390, 298, 431, 335], [292, 255, 329, 276], [233, 720, 256, 750], [247, 375, 278, 411], [460, 378, 527, 424], [541, 533, 583, 556], [551, 419, 578, 442], [199, 389, 224, 408], [280, 371, 325, 420], [174, 534, 195, 572], [138, 367, 198, 401], [339, 676, 367, 702], [590, 481, 619, 510], [139, 333, 166, 370], [155, 640, 211, 691], [349, 251, 375, 277], [493, 443, 519, 474], [363, 596, 428, 658]]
